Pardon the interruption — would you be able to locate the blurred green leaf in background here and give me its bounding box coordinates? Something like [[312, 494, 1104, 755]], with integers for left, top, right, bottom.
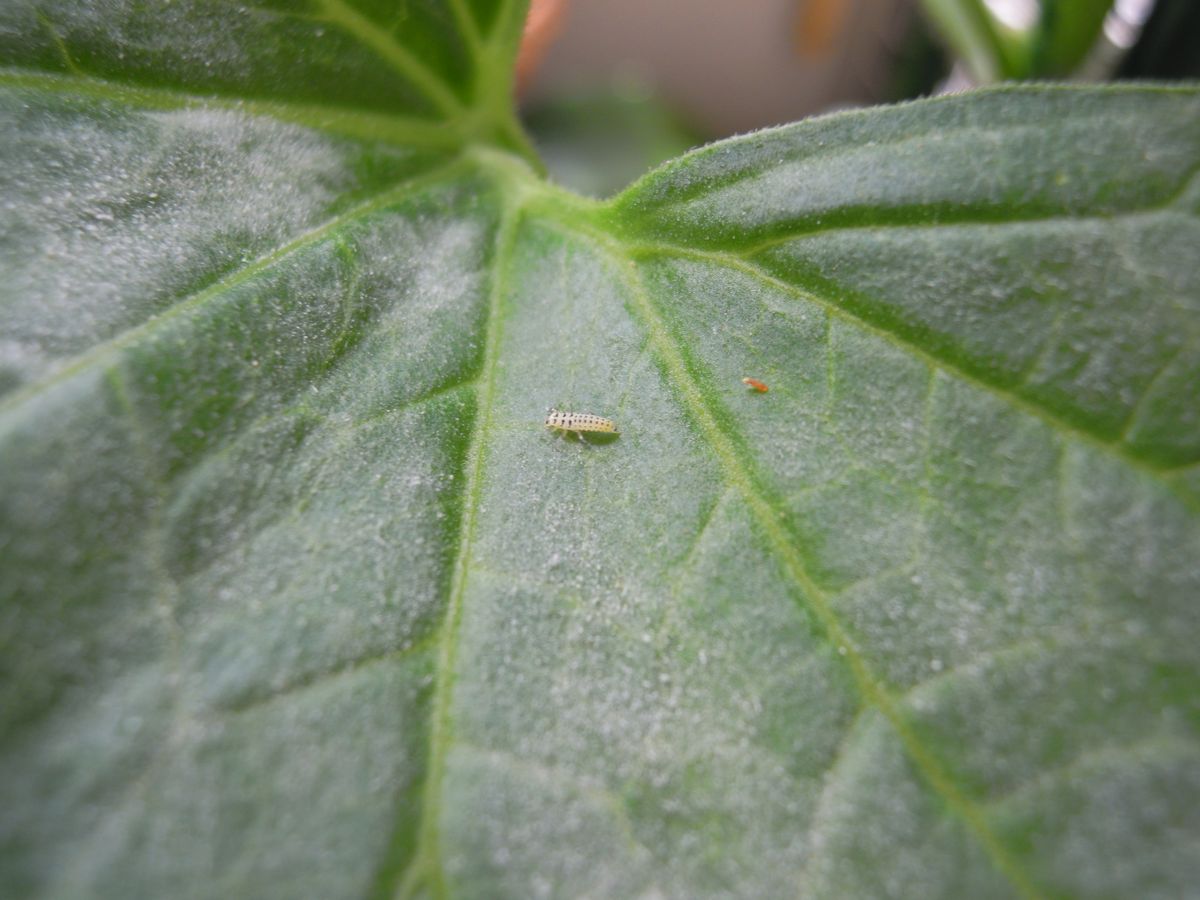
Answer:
[[524, 77, 702, 198], [916, 0, 1160, 83]]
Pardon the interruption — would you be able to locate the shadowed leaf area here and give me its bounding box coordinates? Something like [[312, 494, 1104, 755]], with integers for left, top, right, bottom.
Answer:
[[1, 1, 1199, 898]]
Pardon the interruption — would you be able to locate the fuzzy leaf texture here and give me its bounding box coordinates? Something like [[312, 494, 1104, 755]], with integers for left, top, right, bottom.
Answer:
[[2, 2, 1199, 898]]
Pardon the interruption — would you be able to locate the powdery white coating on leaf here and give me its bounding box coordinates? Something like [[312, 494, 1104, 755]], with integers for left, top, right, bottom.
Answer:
[[602, 90, 1200, 894], [901, 634, 1192, 803], [797, 710, 1015, 900], [758, 216, 1200, 449], [446, 227, 861, 897], [824, 375, 1092, 689], [641, 260, 931, 590], [24, 0, 249, 78], [314, 199, 496, 422], [0, 0, 448, 116], [647, 118, 1176, 236], [51, 657, 434, 899], [174, 397, 470, 712], [4, 82, 1200, 899], [639, 258, 847, 488], [617, 90, 1200, 233], [0, 173, 498, 895], [993, 744, 1200, 898], [0, 97, 422, 395], [441, 746, 660, 899]]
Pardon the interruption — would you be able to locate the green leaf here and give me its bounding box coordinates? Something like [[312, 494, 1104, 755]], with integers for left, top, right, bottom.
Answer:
[[920, 0, 1116, 81], [2, 3, 1199, 899], [1029, 0, 1115, 77], [0, 0, 536, 156], [918, 0, 1023, 81]]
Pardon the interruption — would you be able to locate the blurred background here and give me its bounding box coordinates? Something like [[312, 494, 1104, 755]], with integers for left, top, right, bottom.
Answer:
[[514, 0, 1199, 197]]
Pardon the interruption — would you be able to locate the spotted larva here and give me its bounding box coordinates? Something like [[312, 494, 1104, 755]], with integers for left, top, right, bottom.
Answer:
[[544, 409, 618, 438]]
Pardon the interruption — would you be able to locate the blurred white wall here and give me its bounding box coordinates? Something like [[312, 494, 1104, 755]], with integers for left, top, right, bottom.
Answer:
[[526, 0, 915, 136]]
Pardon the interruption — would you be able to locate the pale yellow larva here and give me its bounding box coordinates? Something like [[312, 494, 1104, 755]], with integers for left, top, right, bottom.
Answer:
[[544, 409, 619, 438]]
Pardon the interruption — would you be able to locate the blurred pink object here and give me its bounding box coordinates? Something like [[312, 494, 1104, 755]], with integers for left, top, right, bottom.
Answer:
[[525, 0, 912, 135], [518, 0, 569, 93]]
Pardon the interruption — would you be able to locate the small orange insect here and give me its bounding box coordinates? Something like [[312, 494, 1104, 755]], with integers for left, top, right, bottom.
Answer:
[[545, 409, 619, 439], [742, 377, 769, 393]]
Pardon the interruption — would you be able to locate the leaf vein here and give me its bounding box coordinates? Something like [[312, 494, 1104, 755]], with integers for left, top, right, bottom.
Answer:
[[0, 69, 463, 148], [447, 0, 484, 55], [1116, 337, 1193, 444], [627, 242, 1198, 503], [589, 232, 1043, 900], [985, 734, 1200, 812], [795, 706, 870, 898], [391, 203, 522, 900], [314, 0, 465, 117], [0, 157, 472, 421], [221, 632, 440, 715]]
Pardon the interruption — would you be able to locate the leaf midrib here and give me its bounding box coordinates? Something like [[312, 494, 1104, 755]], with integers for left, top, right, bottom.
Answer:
[[392, 196, 522, 900]]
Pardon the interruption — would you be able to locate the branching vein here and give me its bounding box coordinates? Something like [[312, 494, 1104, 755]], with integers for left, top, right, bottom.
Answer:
[[586, 231, 1043, 900]]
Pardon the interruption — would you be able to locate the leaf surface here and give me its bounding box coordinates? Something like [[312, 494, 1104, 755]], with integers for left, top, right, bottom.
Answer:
[[2, 3, 1199, 898]]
